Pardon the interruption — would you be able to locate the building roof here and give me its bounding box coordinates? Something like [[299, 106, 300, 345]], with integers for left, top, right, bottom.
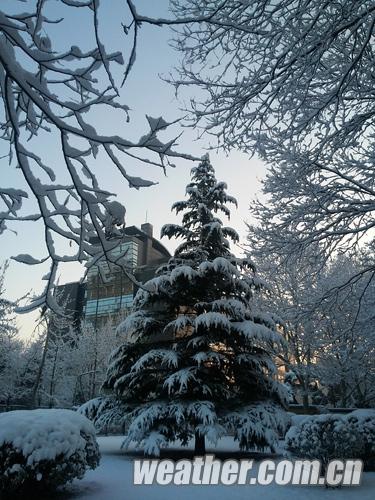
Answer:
[[123, 225, 171, 260]]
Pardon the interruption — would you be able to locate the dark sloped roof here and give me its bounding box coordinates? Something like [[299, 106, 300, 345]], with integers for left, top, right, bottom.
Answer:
[[123, 225, 171, 259]]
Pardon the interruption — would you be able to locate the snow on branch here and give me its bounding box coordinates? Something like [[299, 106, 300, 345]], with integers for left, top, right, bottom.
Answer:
[[131, 349, 179, 373], [172, 0, 375, 156], [0, 1, 197, 313], [170, 0, 375, 277]]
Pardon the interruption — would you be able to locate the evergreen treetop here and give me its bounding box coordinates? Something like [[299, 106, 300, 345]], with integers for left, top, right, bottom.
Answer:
[[161, 155, 239, 262]]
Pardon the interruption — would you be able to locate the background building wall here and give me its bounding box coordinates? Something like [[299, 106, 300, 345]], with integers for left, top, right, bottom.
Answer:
[[54, 224, 171, 332]]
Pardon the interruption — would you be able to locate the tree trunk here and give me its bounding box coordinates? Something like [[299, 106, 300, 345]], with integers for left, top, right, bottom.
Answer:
[[302, 392, 309, 411], [341, 379, 348, 408], [90, 329, 98, 399], [48, 345, 59, 408], [32, 325, 51, 407], [194, 431, 206, 455]]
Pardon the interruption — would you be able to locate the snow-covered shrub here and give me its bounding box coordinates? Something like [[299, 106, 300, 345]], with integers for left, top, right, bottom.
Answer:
[[0, 409, 100, 495], [285, 410, 375, 469], [289, 413, 311, 427], [345, 410, 375, 470], [77, 396, 131, 434]]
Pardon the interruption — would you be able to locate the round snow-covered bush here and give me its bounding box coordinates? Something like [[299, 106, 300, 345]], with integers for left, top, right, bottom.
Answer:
[[0, 409, 100, 495], [346, 410, 375, 470], [285, 410, 375, 469]]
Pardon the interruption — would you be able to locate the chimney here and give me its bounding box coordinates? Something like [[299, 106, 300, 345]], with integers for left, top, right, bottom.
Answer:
[[141, 223, 153, 238]]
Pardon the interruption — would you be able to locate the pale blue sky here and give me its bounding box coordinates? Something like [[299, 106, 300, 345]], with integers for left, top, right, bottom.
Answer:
[[0, 0, 267, 338]]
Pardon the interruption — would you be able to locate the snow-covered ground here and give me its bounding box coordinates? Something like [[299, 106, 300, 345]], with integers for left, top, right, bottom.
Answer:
[[61, 436, 375, 500]]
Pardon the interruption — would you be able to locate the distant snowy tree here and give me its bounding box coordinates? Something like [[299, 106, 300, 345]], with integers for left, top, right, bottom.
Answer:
[[246, 238, 327, 410], [0, 1, 197, 313], [248, 224, 375, 409], [0, 337, 39, 410], [0, 261, 17, 341], [312, 256, 375, 408], [0, 264, 38, 408], [104, 156, 287, 456], [70, 319, 121, 405], [0, 338, 26, 410], [29, 299, 75, 407], [28, 311, 121, 408], [0, 261, 19, 398]]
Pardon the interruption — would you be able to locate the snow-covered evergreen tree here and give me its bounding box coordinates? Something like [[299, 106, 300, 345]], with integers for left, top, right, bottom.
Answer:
[[104, 156, 287, 456]]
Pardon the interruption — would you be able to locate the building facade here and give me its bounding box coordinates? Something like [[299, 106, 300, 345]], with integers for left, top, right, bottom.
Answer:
[[55, 223, 171, 330]]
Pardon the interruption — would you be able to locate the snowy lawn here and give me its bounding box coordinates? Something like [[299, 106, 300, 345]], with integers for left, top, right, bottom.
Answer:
[[57, 436, 375, 500]]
